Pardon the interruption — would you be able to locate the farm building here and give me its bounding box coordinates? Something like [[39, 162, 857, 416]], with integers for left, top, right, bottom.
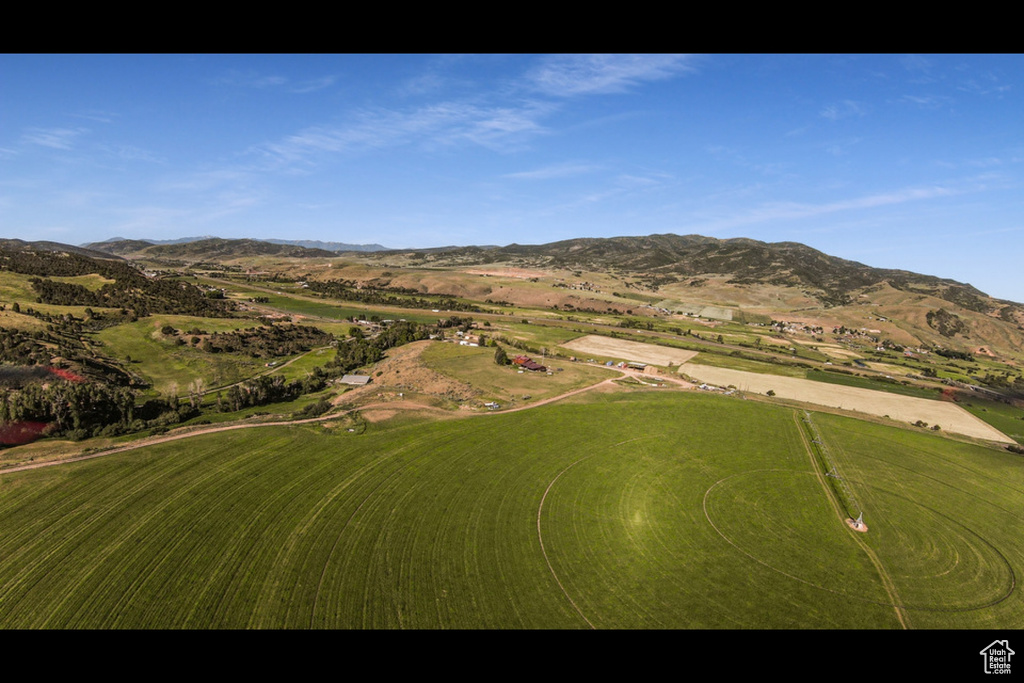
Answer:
[[340, 375, 372, 386], [512, 355, 547, 372]]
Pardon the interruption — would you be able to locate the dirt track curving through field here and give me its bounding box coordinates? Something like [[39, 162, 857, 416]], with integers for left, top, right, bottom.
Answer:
[[537, 456, 597, 629], [1, 365, 684, 475]]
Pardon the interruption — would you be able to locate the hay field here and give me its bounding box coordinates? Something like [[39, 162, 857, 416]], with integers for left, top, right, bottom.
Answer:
[[2, 391, 1021, 628], [562, 335, 698, 366], [679, 363, 1011, 442]]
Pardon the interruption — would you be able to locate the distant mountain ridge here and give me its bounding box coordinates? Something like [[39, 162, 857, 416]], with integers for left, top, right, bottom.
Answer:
[[72, 233, 1024, 315], [378, 233, 1018, 311], [0, 238, 124, 261], [85, 238, 341, 259], [85, 236, 387, 253], [262, 239, 387, 252]]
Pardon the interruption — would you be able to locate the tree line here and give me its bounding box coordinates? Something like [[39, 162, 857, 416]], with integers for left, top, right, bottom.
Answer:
[[306, 279, 482, 313], [164, 323, 335, 358]]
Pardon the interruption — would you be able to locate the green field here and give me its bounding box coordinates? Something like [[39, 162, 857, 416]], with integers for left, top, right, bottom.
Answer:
[[960, 397, 1024, 445], [209, 279, 443, 324], [0, 391, 1018, 628], [94, 316, 268, 395], [420, 342, 613, 405]]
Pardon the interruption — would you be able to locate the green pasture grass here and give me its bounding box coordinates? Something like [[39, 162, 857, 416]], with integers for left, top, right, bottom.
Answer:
[[0, 271, 41, 302], [177, 387, 340, 425], [48, 274, 116, 292], [687, 352, 807, 378], [269, 346, 335, 382], [0, 310, 48, 331], [0, 271, 117, 304], [812, 412, 1024, 627], [495, 321, 586, 349], [210, 278, 446, 324], [959, 397, 1024, 445], [94, 316, 272, 395], [420, 341, 613, 405], [2, 391, 1018, 628], [611, 290, 661, 303], [263, 292, 438, 324]]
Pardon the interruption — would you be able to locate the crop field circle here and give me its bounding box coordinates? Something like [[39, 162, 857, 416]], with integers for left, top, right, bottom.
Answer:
[[703, 470, 1015, 611], [847, 483, 1016, 612]]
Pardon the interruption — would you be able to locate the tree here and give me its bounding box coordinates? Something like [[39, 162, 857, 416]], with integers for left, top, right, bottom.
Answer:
[[349, 326, 364, 339], [494, 347, 510, 366], [188, 378, 204, 410]]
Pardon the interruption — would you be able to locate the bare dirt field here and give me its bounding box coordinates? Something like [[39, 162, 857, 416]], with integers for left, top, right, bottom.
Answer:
[[816, 345, 865, 360], [332, 340, 479, 408], [864, 361, 911, 376], [465, 267, 551, 279], [762, 336, 792, 347], [562, 335, 699, 366], [678, 363, 1011, 442]]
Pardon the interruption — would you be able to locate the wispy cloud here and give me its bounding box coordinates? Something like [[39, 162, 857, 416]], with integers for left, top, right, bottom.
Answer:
[[21, 127, 88, 150], [706, 145, 793, 177], [822, 137, 863, 156], [398, 71, 447, 97], [256, 99, 554, 168], [504, 162, 602, 180], [71, 110, 117, 124], [210, 70, 336, 94], [900, 54, 933, 74], [696, 184, 962, 233], [898, 94, 952, 109], [211, 70, 288, 89], [527, 54, 696, 97], [98, 144, 166, 164], [197, 191, 264, 223], [157, 168, 254, 193], [957, 74, 1011, 96], [290, 75, 337, 94], [820, 100, 867, 121], [530, 171, 672, 216]]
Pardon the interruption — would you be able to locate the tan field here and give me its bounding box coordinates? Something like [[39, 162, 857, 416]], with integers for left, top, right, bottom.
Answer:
[[562, 335, 699, 366], [679, 363, 1011, 442], [817, 346, 864, 360]]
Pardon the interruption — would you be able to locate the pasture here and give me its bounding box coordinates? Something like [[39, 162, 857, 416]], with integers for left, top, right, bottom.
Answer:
[[94, 316, 267, 395], [0, 391, 1019, 629], [419, 341, 613, 405]]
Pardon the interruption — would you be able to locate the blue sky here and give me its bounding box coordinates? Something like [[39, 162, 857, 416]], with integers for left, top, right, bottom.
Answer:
[[3, 54, 1023, 302]]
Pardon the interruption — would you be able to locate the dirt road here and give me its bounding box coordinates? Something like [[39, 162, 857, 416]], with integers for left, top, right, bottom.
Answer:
[[2, 365, 686, 475]]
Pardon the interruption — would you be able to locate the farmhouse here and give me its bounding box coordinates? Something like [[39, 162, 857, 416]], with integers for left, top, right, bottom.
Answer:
[[512, 355, 547, 372]]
